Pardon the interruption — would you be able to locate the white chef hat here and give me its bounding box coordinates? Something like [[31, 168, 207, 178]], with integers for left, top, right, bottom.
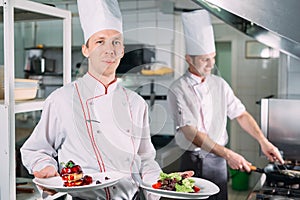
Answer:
[[77, 0, 123, 44], [182, 9, 215, 55]]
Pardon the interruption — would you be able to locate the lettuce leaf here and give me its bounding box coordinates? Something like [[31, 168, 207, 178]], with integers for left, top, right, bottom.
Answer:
[[159, 172, 182, 181], [175, 178, 195, 192]]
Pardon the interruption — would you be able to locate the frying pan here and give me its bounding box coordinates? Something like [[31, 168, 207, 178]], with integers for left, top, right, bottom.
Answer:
[[250, 164, 300, 184]]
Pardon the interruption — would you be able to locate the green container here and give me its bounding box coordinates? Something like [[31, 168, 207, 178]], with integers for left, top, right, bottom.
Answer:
[[229, 169, 249, 191]]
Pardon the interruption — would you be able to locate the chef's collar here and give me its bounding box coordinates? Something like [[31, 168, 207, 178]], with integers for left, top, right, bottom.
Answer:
[[186, 69, 206, 84], [86, 72, 118, 95]]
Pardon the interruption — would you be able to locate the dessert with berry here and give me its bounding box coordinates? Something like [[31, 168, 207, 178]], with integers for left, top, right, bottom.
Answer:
[[60, 160, 93, 187]]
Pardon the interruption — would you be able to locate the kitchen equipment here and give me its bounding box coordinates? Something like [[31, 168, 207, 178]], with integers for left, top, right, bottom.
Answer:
[[250, 164, 300, 184], [14, 79, 39, 100], [117, 44, 155, 74], [0, 79, 39, 100], [193, 0, 300, 59], [24, 48, 44, 74], [254, 98, 300, 198], [248, 162, 300, 200], [261, 98, 300, 160], [24, 48, 56, 74]]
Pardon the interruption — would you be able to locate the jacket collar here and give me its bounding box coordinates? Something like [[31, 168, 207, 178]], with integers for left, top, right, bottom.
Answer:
[[185, 70, 207, 85], [83, 73, 118, 96]]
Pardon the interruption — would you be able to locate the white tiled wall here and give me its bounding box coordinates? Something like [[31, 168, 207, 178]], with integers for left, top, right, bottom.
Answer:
[[285, 56, 300, 95], [120, 1, 175, 66], [119, 1, 176, 136]]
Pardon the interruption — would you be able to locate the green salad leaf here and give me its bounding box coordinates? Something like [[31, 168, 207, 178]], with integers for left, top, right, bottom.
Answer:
[[175, 178, 195, 192], [158, 172, 196, 193], [159, 172, 182, 181]]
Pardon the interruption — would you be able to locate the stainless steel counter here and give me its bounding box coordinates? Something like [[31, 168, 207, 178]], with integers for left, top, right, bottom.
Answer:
[[16, 177, 70, 200], [246, 174, 266, 200]]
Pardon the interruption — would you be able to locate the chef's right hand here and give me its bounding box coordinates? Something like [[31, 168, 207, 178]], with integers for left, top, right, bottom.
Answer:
[[33, 165, 59, 195], [225, 149, 252, 172]]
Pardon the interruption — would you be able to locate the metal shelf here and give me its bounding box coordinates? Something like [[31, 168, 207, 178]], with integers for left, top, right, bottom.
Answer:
[[0, 99, 45, 113], [15, 99, 45, 113]]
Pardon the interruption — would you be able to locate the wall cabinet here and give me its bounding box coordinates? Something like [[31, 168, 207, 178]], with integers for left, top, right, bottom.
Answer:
[[0, 1, 71, 199]]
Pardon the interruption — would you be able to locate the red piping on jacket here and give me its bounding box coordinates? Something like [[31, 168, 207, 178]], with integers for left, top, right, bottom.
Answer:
[[88, 72, 117, 94], [188, 68, 205, 83], [75, 83, 111, 199]]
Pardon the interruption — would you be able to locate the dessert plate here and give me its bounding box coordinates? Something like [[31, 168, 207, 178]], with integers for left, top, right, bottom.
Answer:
[[33, 171, 124, 192], [141, 177, 219, 199]]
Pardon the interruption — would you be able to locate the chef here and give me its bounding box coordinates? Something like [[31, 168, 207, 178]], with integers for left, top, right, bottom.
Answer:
[[21, 0, 161, 199], [167, 9, 284, 200]]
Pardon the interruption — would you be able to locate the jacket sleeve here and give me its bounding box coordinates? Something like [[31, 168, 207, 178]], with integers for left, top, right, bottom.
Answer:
[[223, 80, 246, 119], [167, 81, 198, 130], [138, 102, 162, 200], [20, 94, 65, 174]]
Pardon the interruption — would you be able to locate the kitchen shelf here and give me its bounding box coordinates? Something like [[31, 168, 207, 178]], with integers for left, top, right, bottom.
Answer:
[[0, 1, 72, 200], [0, 99, 45, 113], [15, 99, 45, 113]]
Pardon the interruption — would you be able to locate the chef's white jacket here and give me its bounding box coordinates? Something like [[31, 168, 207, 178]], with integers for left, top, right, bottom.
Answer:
[[167, 71, 246, 152], [21, 73, 161, 200]]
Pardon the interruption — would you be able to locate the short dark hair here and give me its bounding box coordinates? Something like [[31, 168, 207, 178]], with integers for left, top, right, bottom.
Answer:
[[85, 39, 90, 48]]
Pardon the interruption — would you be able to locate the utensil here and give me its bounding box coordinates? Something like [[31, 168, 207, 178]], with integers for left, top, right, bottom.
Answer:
[[250, 164, 300, 184], [273, 162, 283, 174]]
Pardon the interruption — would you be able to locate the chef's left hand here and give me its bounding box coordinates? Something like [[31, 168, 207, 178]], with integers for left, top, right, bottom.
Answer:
[[33, 165, 59, 196], [259, 138, 284, 164], [178, 170, 194, 178]]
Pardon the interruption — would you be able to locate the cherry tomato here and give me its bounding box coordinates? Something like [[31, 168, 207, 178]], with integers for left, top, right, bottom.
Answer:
[[193, 186, 201, 192], [152, 182, 162, 189]]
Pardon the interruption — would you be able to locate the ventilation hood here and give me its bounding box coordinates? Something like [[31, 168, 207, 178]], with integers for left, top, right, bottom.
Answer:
[[192, 0, 300, 59]]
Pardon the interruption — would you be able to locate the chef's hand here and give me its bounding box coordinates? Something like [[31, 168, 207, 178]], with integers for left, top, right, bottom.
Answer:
[[178, 170, 194, 178], [33, 165, 59, 178], [33, 165, 59, 196], [259, 138, 284, 164], [225, 149, 252, 172]]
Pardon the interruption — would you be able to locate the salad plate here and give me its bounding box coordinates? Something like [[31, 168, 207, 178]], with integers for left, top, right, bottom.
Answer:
[[141, 177, 219, 199], [33, 171, 124, 193]]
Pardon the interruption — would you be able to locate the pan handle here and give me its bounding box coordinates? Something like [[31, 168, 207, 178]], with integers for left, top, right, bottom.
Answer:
[[250, 165, 264, 173]]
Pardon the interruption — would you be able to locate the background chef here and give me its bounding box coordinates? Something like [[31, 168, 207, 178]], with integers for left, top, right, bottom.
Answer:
[[21, 0, 161, 199], [167, 9, 284, 200]]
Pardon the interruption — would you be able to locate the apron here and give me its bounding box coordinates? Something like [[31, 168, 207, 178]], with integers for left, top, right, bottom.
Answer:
[[180, 151, 228, 200]]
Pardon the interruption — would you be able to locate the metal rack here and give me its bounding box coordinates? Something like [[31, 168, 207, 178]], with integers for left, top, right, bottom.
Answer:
[[0, 1, 71, 199]]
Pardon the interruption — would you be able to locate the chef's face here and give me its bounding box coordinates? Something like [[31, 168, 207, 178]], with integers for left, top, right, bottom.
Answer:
[[186, 52, 216, 78], [82, 29, 124, 78]]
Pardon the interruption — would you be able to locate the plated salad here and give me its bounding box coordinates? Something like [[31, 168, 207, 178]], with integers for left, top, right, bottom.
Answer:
[[152, 172, 200, 193]]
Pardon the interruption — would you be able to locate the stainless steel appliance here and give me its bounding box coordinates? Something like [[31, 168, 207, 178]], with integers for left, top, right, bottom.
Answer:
[[261, 98, 300, 160], [24, 48, 56, 75], [246, 98, 300, 200], [248, 164, 300, 200], [117, 44, 155, 74], [192, 0, 300, 60]]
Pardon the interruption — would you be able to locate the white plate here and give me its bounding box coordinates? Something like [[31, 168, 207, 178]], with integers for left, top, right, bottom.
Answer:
[[33, 171, 124, 192], [141, 177, 220, 199]]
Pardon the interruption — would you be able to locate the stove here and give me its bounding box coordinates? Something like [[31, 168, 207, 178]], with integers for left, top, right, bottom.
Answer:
[[256, 184, 300, 200], [247, 162, 300, 200]]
